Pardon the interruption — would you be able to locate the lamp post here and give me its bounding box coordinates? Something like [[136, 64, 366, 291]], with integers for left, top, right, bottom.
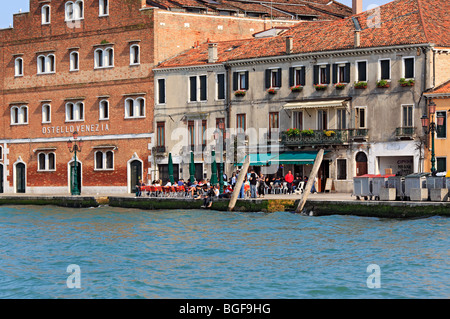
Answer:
[[67, 131, 83, 195], [421, 100, 445, 176]]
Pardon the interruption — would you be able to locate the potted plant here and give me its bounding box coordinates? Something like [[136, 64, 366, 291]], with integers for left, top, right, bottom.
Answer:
[[286, 128, 300, 137], [267, 88, 277, 94], [376, 80, 390, 88], [290, 85, 303, 92], [354, 81, 368, 89], [335, 83, 346, 90], [301, 129, 315, 136], [314, 84, 327, 91], [323, 130, 336, 137], [399, 78, 415, 87], [234, 90, 246, 97]]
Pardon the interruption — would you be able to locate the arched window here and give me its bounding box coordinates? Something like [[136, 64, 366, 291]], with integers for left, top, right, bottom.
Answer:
[[41, 5, 51, 24], [37, 54, 55, 74], [11, 106, 19, 124], [124, 97, 146, 118], [130, 44, 140, 65], [42, 104, 51, 123], [66, 102, 84, 122], [0, 146, 3, 160], [48, 153, 55, 170], [95, 47, 114, 68], [65, 2, 74, 20], [38, 153, 46, 171], [99, 100, 109, 120], [70, 51, 79, 71], [95, 150, 114, 170], [15, 57, 23, 76], [66, 1, 83, 20], [38, 152, 56, 171], [137, 98, 145, 117], [37, 55, 46, 74], [99, 0, 109, 16], [11, 106, 28, 125], [95, 151, 104, 169], [125, 98, 134, 118], [47, 54, 55, 73], [106, 151, 113, 169], [95, 49, 103, 68], [105, 47, 114, 67]]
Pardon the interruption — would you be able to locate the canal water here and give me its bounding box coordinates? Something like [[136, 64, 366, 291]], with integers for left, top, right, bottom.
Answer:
[[0, 205, 448, 299]]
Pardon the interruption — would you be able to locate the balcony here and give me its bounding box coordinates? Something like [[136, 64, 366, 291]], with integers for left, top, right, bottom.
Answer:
[[281, 129, 350, 147], [349, 128, 369, 141], [396, 127, 415, 140], [153, 145, 167, 156]]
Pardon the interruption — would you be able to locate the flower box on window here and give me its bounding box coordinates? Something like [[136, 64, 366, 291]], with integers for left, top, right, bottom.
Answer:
[[323, 130, 336, 137], [267, 88, 277, 94], [286, 128, 300, 137], [301, 129, 315, 136], [354, 81, 368, 89], [234, 90, 246, 97], [290, 85, 303, 92], [399, 78, 415, 87], [335, 83, 346, 90], [376, 80, 390, 88], [314, 84, 327, 91]]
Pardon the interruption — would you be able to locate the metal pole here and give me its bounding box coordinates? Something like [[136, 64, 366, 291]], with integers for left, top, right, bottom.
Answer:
[[431, 120, 436, 176], [73, 144, 80, 195]]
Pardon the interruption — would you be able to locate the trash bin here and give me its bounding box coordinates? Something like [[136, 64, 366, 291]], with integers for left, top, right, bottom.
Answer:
[[372, 174, 394, 200], [426, 176, 446, 190], [353, 174, 377, 200], [405, 173, 430, 200], [388, 176, 406, 200]]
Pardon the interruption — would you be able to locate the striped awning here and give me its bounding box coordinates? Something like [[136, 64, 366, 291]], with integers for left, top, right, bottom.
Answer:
[[283, 99, 348, 110]]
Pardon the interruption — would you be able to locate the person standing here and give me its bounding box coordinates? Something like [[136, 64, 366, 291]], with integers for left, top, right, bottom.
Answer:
[[249, 169, 257, 198], [258, 173, 266, 198], [285, 170, 294, 194]]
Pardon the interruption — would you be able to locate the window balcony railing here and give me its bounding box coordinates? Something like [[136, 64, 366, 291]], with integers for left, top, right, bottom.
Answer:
[[349, 128, 369, 141], [153, 145, 167, 156], [395, 127, 415, 139], [281, 129, 350, 146]]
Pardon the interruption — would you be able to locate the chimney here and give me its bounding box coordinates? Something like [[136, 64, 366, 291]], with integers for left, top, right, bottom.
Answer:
[[354, 30, 361, 48], [285, 36, 293, 55], [208, 43, 218, 63], [352, 0, 363, 15], [141, 0, 147, 8]]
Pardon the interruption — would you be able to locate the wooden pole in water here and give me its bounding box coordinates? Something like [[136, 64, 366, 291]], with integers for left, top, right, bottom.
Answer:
[[228, 155, 250, 211], [295, 149, 324, 214]]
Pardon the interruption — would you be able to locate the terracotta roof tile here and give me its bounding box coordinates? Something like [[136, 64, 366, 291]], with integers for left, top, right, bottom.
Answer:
[[425, 80, 450, 95]]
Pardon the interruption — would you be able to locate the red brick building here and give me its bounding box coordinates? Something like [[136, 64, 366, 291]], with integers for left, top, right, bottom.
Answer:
[[0, 0, 350, 195]]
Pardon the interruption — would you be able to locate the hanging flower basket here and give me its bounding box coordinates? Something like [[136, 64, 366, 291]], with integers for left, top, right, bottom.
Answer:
[[234, 90, 246, 97], [335, 83, 346, 90], [314, 84, 327, 91], [376, 80, 390, 88], [290, 85, 303, 92], [354, 81, 368, 89]]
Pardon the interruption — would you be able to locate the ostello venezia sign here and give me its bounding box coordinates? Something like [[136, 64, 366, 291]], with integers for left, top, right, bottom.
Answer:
[[42, 123, 110, 135]]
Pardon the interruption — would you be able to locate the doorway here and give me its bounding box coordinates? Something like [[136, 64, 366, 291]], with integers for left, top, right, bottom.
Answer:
[[0, 164, 4, 193], [16, 162, 26, 193], [130, 160, 142, 193], [69, 161, 82, 194], [356, 152, 368, 176], [317, 160, 330, 192]]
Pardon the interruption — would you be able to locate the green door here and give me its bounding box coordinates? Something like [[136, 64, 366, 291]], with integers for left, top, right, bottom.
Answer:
[[16, 163, 26, 193], [70, 162, 82, 194], [130, 160, 142, 193]]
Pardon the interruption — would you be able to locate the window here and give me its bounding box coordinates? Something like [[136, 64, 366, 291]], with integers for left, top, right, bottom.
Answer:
[[65, 102, 84, 122], [188, 75, 207, 102], [124, 97, 145, 118], [233, 71, 249, 91], [130, 44, 140, 65], [236, 114, 246, 132], [95, 47, 114, 68], [70, 51, 79, 71], [202, 120, 207, 146], [41, 5, 51, 24], [333, 63, 350, 84], [15, 57, 23, 77], [11, 105, 28, 125], [356, 107, 366, 128], [265, 68, 281, 89], [157, 79, 166, 104], [216, 73, 225, 100], [379, 59, 390, 80], [42, 104, 51, 123], [268, 112, 279, 139], [337, 109, 347, 130], [436, 157, 447, 173], [436, 111, 447, 139], [38, 152, 55, 171], [188, 121, 195, 148], [289, 66, 306, 87], [95, 150, 114, 170], [99, 100, 109, 120], [317, 110, 328, 130], [157, 122, 165, 147], [356, 61, 367, 82], [313, 64, 330, 85], [0, 146, 3, 160], [65, 1, 84, 21], [99, 0, 109, 16], [402, 105, 413, 128], [403, 57, 414, 79], [293, 111, 303, 130], [37, 54, 55, 74], [337, 159, 347, 180]]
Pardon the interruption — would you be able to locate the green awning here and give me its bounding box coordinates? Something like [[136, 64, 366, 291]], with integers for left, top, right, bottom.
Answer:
[[235, 153, 275, 166], [268, 151, 318, 165]]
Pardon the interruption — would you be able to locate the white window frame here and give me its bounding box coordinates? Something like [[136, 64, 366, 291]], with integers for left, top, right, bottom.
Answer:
[[356, 106, 367, 129], [436, 110, 447, 140], [335, 62, 349, 84], [65, 1, 84, 21], [42, 104, 51, 123], [37, 54, 55, 74], [99, 0, 109, 17], [355, 60, 368, 82], [402, 56, 415, 80], [336, 108, 347, 130], [65, 101, 84, 122], [292, 65, 305, 86], [401, 104, 414, 128], [292, 111, 303, 130], [0, 146, 3, 160], [156, 78, 166, 105], [10, 105, 28, 125], [41, 5, 51, 25], [378, 58, 391, 81], [318, 64, 328, 85], [236, 70, 247, 91], [130, 44, 140, 66], [94, 47, 114, 69], [268, 67, 281, 89], [188, 75, 207, 103], [94, 150, 114, 170], [124, 97, 146, 119], [99, 100, 109, 120], [70, 51, 79, 71], [38, 152, 56, 172], [15, 57, 24, 77], [436, 157, 447, 173]]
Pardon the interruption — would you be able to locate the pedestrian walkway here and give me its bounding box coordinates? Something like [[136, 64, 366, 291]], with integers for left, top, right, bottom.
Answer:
[[256, 192, 353, 202]]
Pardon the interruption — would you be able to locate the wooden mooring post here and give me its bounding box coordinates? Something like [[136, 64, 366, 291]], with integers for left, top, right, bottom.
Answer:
[[295, 149, 324, 214], [228, 155, 250, 211]]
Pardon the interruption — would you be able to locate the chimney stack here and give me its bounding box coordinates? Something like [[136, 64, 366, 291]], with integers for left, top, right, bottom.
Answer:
[[354, 30, 361, 48], [285, 36, 293, 55], [141, 0, 147, 8], [352, 0, 363, 15], [208, 43, 218, 63]]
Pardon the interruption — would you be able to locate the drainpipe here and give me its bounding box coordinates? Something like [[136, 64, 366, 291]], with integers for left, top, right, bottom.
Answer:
[[225, 62, 232, 176]]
